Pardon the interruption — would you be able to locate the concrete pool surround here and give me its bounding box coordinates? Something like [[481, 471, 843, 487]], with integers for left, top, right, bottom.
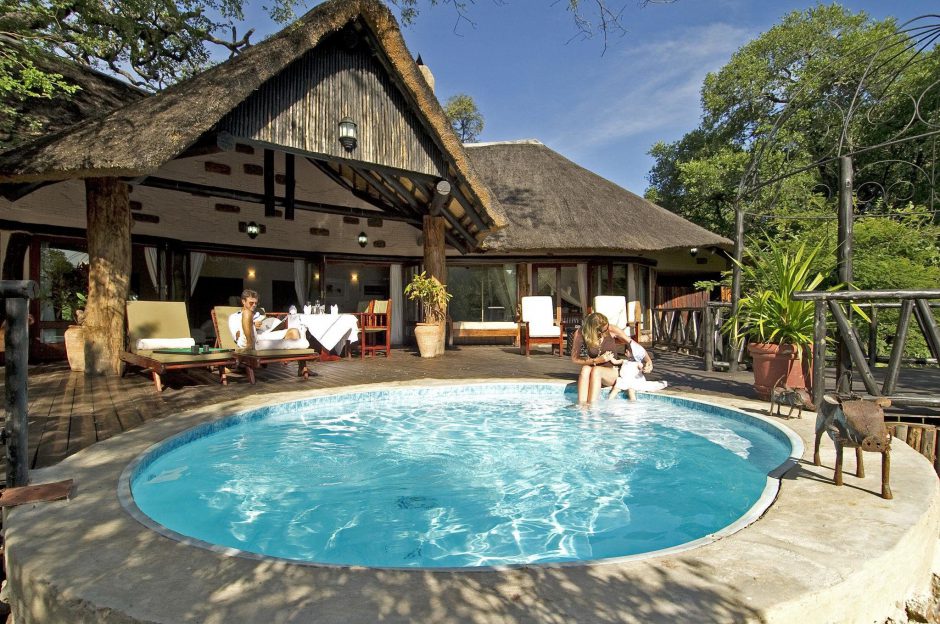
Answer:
[[4, 379, 939, 623]]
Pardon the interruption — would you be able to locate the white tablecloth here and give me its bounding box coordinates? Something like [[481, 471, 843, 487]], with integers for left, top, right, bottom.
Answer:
[[291, 313, 359, 352]]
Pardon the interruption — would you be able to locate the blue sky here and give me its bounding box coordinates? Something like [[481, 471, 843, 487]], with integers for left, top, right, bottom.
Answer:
[[246, 1, 937, 194]]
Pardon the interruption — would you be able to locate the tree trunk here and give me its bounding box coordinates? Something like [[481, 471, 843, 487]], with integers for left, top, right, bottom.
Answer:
[[84, 178, 131, 375], [423, 215, 446, 355]]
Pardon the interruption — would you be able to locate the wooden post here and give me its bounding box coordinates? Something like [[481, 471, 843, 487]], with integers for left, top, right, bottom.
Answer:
[[837, 155, 854, 381], [813, 300, 827, 410], [729, 203, 745, 372], [703, 303, 714, 372], [424, 183, 448, 355], [3, 280, 38, 487], [84, 178, 131, 375]]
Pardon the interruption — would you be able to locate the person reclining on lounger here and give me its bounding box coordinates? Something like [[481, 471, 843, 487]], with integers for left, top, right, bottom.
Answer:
[[230, 289, 309, 351], [608, 339, 667, 401]]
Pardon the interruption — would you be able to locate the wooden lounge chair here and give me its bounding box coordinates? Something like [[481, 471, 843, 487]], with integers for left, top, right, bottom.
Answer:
[[519, 296, 565, 357], [120, 301, 236, 392], [212, 306, 319, 383]]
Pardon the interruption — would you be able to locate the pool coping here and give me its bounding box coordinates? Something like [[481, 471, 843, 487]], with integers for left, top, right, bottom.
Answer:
[[4, 379, 939, 624]]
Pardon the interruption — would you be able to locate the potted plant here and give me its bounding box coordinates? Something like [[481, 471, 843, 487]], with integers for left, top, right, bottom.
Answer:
[[404, 271, 452, 358], [64, 294, 87, 372], [724, 237, 834, 400]]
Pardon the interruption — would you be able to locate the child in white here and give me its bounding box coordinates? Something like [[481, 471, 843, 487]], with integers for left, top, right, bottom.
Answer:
[[609, 340, 667, 400]]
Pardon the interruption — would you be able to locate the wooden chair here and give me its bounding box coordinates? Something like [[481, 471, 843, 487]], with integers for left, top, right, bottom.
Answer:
[[120, 301, 236, 392], [360, 299, 392, 358], [212, 306, 319, 382], [593, 295, 641, 339], [519, 296, 565, 357]]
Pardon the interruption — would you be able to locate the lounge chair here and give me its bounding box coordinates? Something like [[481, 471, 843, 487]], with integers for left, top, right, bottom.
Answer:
[[120, 301, 236, 392], [593, 295, 641, 339], [212, 306, 319, 382], [519, 296, 565, 357]]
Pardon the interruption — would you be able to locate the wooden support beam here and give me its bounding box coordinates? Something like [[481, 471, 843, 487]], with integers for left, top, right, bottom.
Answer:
[[285, 153, 296, 221], [178, 131, 236, 159], [445, 177, 488, 232], [136, 177, 420, 225], [423, 215, 447, 287], [813, 300, 827, 410], [914, 298, 940, 362], [828, 299, 879, 396], [84, 177, 131, 375], [883, 300, 913, 396], [307, 160, 411, 217], [264, 149, 275, 218]]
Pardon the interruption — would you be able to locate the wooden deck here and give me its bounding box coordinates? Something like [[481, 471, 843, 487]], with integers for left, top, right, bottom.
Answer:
[[8, 345, 940, 475]]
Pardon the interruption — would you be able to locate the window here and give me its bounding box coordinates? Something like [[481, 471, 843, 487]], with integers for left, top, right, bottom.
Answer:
[[448, 265, 517, 322], [36, 241, 89, 345]]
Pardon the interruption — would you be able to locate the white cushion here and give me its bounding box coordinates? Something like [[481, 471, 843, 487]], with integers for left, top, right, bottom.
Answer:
[[528, 324, 561, 338], [521, 296, 555, 325], [452, 321, 518, 330], [594, 296, 627, 329], [136, 337, 195, 351]]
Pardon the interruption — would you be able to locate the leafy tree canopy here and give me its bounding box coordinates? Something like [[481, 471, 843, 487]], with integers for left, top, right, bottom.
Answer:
[[443, 93, 483, 142]]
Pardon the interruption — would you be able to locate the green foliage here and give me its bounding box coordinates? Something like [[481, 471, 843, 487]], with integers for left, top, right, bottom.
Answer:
[[404, 271, 452, 323], [724, 237, 834, 351], [39, 248, 88, 323], [443, 93, 484, 143]]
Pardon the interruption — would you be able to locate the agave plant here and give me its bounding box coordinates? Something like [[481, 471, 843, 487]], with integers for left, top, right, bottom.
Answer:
[[724, 237, 836, 355]]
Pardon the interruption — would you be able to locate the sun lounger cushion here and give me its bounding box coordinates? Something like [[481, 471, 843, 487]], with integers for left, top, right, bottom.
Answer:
[[227, 310, 310, 350], [135, 337, 196, 351]]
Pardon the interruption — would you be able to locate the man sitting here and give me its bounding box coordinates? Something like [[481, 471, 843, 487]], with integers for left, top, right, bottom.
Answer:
[[229, 289, 309, 351]]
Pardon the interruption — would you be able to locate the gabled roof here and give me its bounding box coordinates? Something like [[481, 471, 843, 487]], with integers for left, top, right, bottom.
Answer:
[[0, 0, 505, 230], [466, 140, 732, 253]]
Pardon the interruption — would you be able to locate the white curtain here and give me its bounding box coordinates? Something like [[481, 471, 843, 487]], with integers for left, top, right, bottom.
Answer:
[[390, 264, 403, 344], [189, 252, 206, 295], [144, 246, 166, 299], [577, 263, 589, 314], [293, 259, 310, 307]]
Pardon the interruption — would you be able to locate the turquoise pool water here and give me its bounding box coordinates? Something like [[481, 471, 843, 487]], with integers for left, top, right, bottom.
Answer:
[[127, 384, 796, 569]]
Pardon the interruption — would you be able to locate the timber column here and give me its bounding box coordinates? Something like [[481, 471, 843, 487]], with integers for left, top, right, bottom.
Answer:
[[424, 180, 450, 355], [84, 177, 131, 375]]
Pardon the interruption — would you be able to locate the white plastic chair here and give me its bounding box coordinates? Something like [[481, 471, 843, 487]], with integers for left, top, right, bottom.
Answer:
[[520, 296, 565, 357]]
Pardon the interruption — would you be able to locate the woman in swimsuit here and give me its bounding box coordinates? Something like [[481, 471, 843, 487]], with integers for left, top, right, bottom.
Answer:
[[570, 311, 632, 404]]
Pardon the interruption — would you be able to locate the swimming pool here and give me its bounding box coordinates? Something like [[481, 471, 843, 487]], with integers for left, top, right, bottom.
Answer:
[[122, 383, 800, 569]]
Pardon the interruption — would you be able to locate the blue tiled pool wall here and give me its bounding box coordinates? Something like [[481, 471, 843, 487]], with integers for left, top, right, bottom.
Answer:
[[131, 383, 793, 483]]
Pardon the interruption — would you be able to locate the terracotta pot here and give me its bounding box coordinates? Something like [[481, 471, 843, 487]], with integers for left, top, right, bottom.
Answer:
[[64, 325, 85, 372], [747, 342, 812, 400], [414, 323, 442, 358]]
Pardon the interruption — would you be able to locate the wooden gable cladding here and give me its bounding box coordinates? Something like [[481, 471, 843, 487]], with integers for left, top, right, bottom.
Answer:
[[217, 26, 446, 178]]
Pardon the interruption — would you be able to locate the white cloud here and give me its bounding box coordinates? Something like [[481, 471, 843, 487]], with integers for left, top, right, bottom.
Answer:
[[546, 22, 754, 155]]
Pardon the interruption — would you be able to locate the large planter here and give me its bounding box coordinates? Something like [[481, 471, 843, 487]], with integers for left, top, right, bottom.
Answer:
[[64, 325, 85, 372], [747, 342, 812, 400], [414, 323, 443, 358]]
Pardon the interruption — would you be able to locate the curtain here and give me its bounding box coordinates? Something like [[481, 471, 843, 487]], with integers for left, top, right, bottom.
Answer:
[[293, 259, 310, 307], [144, 246, 166, 299], [390, 264, 403, 344], [577, 263, 588, 314], [189, 252, 206, 295], [496, 265, 516, 320]]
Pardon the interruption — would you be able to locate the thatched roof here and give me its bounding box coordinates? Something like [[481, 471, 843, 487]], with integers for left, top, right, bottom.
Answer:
[[466, 140, 732, 253], [0, 0, 505, 229], [0, 40, 145, 149]]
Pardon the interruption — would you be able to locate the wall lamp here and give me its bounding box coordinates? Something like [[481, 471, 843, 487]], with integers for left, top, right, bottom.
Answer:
[[358, 231, 368, 248], [689, 247, 699, 257], [238, 221, 266, 239], [339, 117, 358, 151]]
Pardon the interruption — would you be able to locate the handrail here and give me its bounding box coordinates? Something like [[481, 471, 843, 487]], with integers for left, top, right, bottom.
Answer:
[[792, 289, 940, 411]]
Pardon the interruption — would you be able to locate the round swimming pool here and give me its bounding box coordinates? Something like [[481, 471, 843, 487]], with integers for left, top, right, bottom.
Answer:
[[122, 383, 800, 569]]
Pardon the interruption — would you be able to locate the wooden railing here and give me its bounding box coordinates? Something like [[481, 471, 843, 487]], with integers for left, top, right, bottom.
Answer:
[[791, 290, 940, 411], [653, 303, 743, 371]]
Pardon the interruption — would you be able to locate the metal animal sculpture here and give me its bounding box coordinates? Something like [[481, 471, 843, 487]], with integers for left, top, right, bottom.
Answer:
[[769, 375, 814, 419], [813, 391, 893, 499]]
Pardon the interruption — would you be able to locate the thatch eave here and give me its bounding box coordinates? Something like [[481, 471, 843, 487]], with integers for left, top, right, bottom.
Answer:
[[0, 0, 504, 232]]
